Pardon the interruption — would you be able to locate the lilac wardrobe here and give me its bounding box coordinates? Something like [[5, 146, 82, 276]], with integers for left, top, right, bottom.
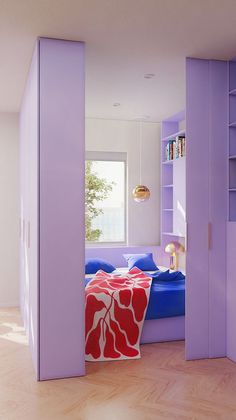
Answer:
[[20, 38, 85, 380], [20, 41, 236, 381], [186, 57, 236, 363]]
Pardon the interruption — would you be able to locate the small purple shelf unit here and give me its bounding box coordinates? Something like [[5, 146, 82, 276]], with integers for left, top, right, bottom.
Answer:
[[161, 110, 186, 249], [227, 59, 236, 363], [229, 61, 236, 221]]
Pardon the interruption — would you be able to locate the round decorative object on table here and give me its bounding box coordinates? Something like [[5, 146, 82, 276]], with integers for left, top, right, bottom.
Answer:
[[132, 185, 150, 202]]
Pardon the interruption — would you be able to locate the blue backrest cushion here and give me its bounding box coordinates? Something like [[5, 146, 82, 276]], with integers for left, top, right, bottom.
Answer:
[[150, 270, 185, 281], [85, 258, 116, 275], [123, 253, 158, 271]]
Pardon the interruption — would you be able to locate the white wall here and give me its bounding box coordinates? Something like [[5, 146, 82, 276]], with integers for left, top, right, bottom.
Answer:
[[0, 113, 19, 306], [86, 118, 161, 246]]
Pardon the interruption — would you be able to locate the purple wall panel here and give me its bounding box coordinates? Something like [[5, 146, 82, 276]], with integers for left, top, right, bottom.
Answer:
[[227, 222, 236, 361], [163, 111, 185, 124], [162, 121, 178, 139], [229, 160, 236, 188], [229, 192, 236, 221], [186, 58, 210, 360], [229, 128, 236, 156], [19, 43, 39, 378], [85, 246, 167, 268], [39, 38, 85, 380], [229, 95, 236, 124], [208, 60, 227, 357]]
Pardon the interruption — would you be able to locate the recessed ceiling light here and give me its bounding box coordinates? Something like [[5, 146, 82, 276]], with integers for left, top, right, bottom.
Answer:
[[113, 102, 121, 107], [144, 73, 155, 79]]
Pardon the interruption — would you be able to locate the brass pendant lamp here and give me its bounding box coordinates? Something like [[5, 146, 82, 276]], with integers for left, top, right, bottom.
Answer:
[[132, 121, 151, 202]]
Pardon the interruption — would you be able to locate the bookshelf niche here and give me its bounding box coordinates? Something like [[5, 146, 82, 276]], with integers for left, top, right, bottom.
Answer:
[[161, 111, 186, 246], [229, 61, 236, 221]]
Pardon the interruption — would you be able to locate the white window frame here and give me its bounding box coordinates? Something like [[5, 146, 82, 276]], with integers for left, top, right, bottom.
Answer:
[[85, 151, 127, 247]]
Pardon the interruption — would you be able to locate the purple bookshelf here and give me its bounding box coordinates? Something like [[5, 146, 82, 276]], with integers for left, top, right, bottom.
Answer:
[[228, 58, 236, 364], [161, 111, 186, 246], [229, 61, 236, 221]]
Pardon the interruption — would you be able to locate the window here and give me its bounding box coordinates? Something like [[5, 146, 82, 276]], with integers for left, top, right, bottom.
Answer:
[[85, 152, 126, 244]]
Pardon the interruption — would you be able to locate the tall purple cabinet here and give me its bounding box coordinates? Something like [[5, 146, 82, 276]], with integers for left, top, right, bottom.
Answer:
[[186, 58, 228, 360], [20, 38, 85, 380], [227, 60, 236, 362]]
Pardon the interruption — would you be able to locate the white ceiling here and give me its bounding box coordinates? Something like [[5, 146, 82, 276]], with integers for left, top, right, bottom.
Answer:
[[2, 0, 236, 121]]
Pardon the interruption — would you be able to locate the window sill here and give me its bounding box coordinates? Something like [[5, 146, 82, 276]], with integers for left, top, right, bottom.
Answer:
[[85, 242, 127, 248]]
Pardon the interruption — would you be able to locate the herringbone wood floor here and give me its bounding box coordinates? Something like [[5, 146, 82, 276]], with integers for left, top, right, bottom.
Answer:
[[1, 308, 236, 420]]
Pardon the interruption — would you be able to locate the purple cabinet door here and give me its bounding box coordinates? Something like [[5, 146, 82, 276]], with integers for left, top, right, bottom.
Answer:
[[227, 223, 236, 361], [208, 60, 227, 357], [186, 58, 210, 360], [186, 58, 227, 360]]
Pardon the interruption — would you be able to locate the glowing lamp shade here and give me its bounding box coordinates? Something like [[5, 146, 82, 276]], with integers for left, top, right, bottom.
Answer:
[[132, 185, 150, 202], [165, 243, 176, 255], [165, 241, 185, 270]]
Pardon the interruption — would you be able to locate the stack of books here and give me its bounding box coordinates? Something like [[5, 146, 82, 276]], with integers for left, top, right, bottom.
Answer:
[[165, 136, 186, 161]]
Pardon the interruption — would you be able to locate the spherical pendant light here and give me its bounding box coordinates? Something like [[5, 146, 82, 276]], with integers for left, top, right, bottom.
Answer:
[[132, 185, 150, 202], [133, 120, 151, 202]]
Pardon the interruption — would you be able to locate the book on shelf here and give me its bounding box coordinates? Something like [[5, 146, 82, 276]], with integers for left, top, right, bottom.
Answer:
[[165, 135, 186, 161], [166, 142, 169, 161]]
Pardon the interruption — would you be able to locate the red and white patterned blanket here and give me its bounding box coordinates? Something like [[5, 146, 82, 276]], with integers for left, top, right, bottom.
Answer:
[[85, 267, 152, 362]]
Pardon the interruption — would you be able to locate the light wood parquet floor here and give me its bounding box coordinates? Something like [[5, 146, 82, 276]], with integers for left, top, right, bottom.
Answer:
[[1, 308, 236, 420]]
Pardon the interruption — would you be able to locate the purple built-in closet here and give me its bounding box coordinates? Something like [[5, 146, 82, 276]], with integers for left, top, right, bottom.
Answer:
[[186, 57, 236, 363], [227, 60, 236, 362], [20, 42, 236, 381], [20, 38, 85, 380], [186, 58, 228, 360]]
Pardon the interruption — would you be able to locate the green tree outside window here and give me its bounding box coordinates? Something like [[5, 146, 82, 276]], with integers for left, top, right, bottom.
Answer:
[[85, 161, 113, 241]]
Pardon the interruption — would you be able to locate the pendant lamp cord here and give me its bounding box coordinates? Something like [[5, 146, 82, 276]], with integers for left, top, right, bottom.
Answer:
[[139, 121, 142, 185]]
